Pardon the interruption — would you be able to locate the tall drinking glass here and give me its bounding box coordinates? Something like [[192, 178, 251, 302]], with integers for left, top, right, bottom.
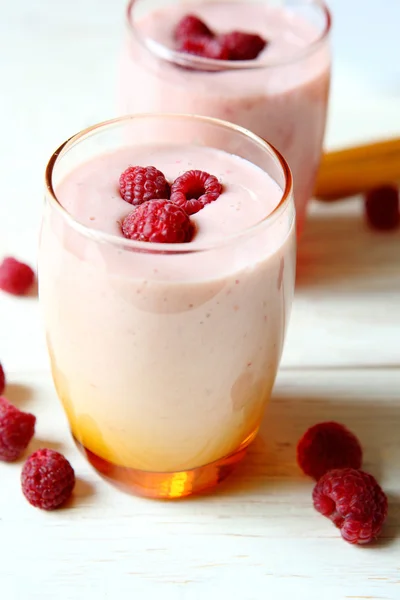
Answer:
[[41, 114, 296, 498]]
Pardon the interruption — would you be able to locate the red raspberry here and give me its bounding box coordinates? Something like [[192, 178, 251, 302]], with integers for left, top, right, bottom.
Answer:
[[297, 422, 362, 480], [119, 166, 170, 206], [0, 396, 36, 462], [122, 199, 193, 243], [0, 363, 5, 395], [365, 185, 399, 231], [21, 448, 75, 510], [0, 257, 35, 296], [174, 14, 214, 42], [219, 31, 267, 61], [178, 35, 230, 60], [313, 468, 388, 544], [170, 170, 222, 215]]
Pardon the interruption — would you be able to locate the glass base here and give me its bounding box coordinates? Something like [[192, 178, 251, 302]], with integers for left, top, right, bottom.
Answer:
[[74, 431, 257, 499]]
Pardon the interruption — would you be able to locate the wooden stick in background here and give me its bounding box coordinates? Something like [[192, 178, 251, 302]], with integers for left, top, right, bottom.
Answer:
[[314, 137, 400, 201]]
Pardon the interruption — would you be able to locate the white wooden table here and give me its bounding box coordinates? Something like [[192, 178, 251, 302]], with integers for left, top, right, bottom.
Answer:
[[1, 1, 400, 598]]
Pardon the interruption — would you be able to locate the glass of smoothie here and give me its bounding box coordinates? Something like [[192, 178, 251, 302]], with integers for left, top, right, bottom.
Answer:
[[119, 0, 331, 234], [40, 113, 295, 499]]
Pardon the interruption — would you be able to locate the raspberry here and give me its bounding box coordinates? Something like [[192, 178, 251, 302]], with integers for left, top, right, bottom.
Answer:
[[365, 185, 399, 231], [178, 35, 230, 60], [297, 422, 363, 480], [219, 31, 267, 61], [119, 166, 170, 206], [21, 448, 75, 510], [174, 14, 267, 62], [0, 363, 5, 395], [313, 468, 388, 544], [174, 14, 214, 42], [0, 257, 35, 296], [170, 170, 222, 215], [0, 396, 36, 462], [122, 199, 193, 243]]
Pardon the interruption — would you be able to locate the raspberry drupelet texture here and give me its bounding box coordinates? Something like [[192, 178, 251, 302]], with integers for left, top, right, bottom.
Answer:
[[0, 363, 5, 395], [21, 449, 75, 510], [170, 170, 222, 215], [313, 468, 388, 544], [365, 185, 400, 231], [297, 421, 363, 480], [119, 166, 171, 206], [219, 31, 267, 61], [0, 257, 35, 296], [122, 199, 193, 243], [174, 14, 214, 42], [0, 396, 36, 462]]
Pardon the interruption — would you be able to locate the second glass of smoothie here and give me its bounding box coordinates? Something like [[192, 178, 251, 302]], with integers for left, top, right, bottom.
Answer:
[[40, 114, 295, 499], [119, 0, 331, 232]]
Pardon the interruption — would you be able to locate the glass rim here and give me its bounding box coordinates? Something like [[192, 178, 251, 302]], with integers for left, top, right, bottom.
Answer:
[[45, 113, 294, 255], [126, 0, 331, 71]]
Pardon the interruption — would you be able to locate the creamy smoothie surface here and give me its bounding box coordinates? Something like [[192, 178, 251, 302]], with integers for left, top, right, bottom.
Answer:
[[56, 144, 282, 244], [40, 143, 295, 473]]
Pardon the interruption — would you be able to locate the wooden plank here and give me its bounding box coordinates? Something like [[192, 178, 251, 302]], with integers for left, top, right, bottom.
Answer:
[[0, 368, 398, 600]]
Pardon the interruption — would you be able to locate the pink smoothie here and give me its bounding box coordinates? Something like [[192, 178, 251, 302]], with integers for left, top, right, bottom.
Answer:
[[39, 144, 295, 473], [119, 0, 331, 232]]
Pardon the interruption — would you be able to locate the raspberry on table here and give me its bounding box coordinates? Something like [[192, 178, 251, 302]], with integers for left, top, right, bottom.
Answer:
[[219, 31, 267, 61], [122, 199, 194, 243], [170, 170, 222, 215], [0, 363, 5, 395], [297, 421, 363, 480], [174, 14, 214, 42], [21, 448, 75, 510], [0, 257, 35, 296], [313, 468, 388, 545], [178, 35, 230, 60], [0, 396, 36, 462], [119, 166, 171, 206], [364, 185, 400, 231]]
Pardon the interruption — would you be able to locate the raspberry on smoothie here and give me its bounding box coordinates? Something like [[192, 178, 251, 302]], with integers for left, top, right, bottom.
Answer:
[[122, 199, 194, 243], [174, 14, 214, 43], [119, 165, 171, 205], [174, 13, 268, 60], [170, 169, 222, 215]]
